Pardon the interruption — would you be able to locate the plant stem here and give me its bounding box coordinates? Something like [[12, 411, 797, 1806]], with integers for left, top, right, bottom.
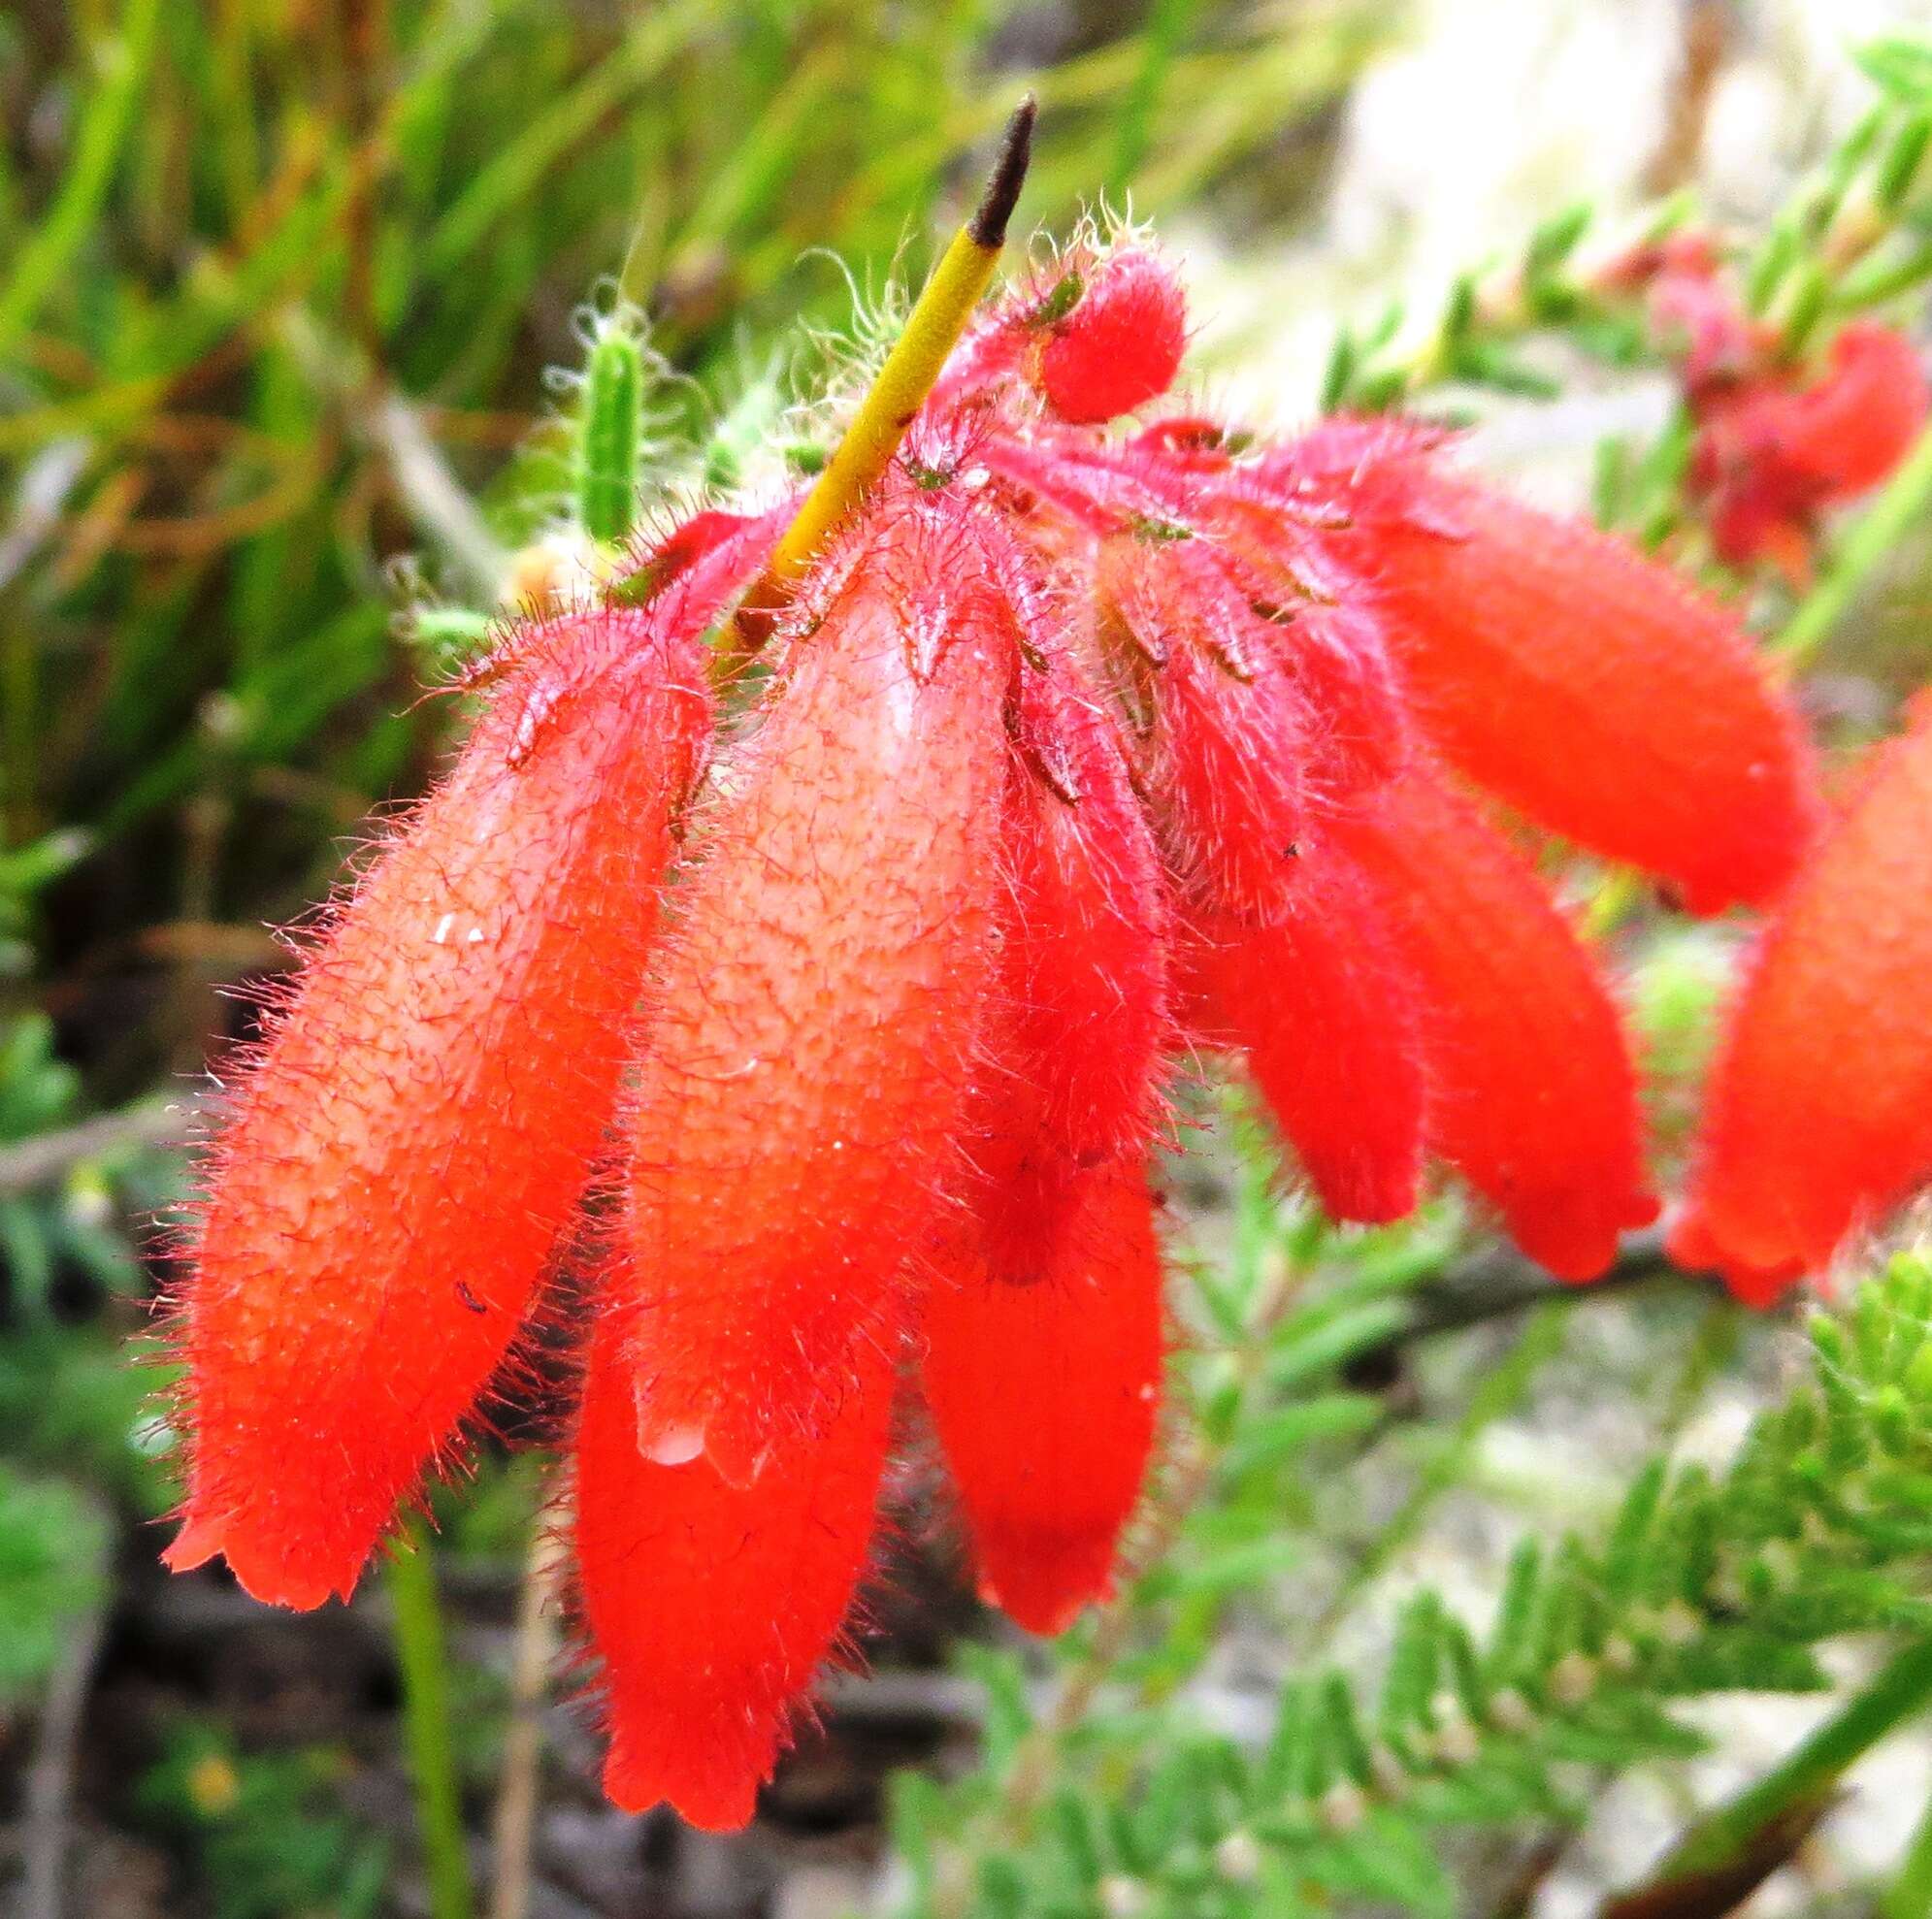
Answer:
[[1775, 417, 1932, 666], [756, 94, 1034, 595], [1665, 1638, 1932, 1880], [488, 1519, 566, 1919], [1318, 1300, 1569, 1636], [388, 1522, 475, 1919], [1887, 1783, 1932, 1919]]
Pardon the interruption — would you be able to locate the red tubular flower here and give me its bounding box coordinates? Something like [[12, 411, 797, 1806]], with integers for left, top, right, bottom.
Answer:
[[574, 1259, 896, 1828], [166, 596, 720, 1606], [1333, 764, 1658, 1280], [1183, 849, 1426, 1225], [922, 1156, 1164, 1634], [1697, 321, 1930, 577], [916, 645, 1168, 1631], [167, 199, 1850, 1831], [1755, 322, 1928, 497], [1000, 616, 1171, 1171], [1291, 424, 1820, 912], [1672, 702, 1932, 1304], [618, 505, 1006, 1487]]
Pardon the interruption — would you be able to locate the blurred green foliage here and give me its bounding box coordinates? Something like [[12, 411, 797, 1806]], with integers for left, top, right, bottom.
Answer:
[[132, 1719, 391, 1919], [0, 1460, 109, 1705]]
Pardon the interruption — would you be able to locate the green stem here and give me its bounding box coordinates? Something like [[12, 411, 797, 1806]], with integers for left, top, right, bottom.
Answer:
[[1775, 418, 1932, 666], [388, 1523, 475, 1919], [1667, 1638, 1932, 1879], [1884, 1775, 1932, 1919]]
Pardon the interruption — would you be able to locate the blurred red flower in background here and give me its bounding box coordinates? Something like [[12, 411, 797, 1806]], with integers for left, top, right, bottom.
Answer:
[[1647, 237, 1929, 580]]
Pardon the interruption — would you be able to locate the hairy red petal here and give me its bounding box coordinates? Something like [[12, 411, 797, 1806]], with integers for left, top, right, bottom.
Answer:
[[575, 1266, 894, 1829], [922, 1158, 1163, 1633], [1005, 653, 1171, 1164], [1334, 764, 1657, 1279], [1673, 704, 1932, 1301], [1279, 601, 1411, 801], [167, 603, 714, 1606], [620, 526, 1005, 1485], [1773, 321, 1929, 497], [1103, 538, 1312, 923], [1033, 247, 1187, 426], [1345, 472, 1819, 911], [1184, 848, 1425, 1224]]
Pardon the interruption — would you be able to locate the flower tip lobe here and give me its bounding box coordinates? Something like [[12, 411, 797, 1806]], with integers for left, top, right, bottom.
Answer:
[[162, 1510, 357, 1611]]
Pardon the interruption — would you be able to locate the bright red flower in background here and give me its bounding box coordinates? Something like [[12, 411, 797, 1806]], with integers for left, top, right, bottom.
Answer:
[[1643, 240, 1928, 581], [1672, 699, 1932, 1305], [165, 225, 1825, 1828], [1695, 323, 1928, 580]]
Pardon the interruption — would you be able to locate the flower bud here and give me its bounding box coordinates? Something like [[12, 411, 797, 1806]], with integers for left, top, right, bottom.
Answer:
[[1031, 246, 1187, 425]]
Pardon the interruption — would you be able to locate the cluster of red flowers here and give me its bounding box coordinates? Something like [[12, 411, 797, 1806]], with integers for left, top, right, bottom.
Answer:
[[165, 226, 1931, 1829], [1642, 234, 1928, 579]]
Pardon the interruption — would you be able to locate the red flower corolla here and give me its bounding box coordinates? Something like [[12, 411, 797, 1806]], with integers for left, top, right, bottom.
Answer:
[[1183, 859, 1426, 1226], [615, 508, 1007, 1490], [1276, 420, 1821, 913], [1694, 322, 1929, 580], [1673, 700, 1932, 1305], [923, 1158, 1163, 1635], [1330, 764, 1657, 1281], [1642, 244, 1927, 580], [165, 533, 766, 1608], [576, 1253, 896, 1829], [166, 223, 1822, 1827]]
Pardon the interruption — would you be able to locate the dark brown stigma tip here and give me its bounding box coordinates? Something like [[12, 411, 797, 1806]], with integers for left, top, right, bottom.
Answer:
[[968, 94, 1037, 248]]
